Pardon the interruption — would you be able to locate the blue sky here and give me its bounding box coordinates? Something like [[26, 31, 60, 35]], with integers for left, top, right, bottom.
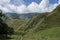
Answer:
[[24, 0, 58, 6], [10, 0, 58, 6], [50, 0, 58, 4], [24, 0, 41, 5], [0, 0, 60, 13]]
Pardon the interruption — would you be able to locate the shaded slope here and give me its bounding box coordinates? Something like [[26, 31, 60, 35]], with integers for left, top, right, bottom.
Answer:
[[7, 19, 24, 31]]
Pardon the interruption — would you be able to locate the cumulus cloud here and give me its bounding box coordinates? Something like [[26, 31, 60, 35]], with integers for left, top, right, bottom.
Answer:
[[0, 5, 11, 13], [27, 2, 40, 12], [0, 0, 13, 13], [39, 0, 49, 9], [0, 0, 60, 14], [17, 5, 27, 13]]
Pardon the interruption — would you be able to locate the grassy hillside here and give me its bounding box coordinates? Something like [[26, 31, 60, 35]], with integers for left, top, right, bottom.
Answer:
[[21, 5, 60, 40], [33, 5, 60, 32], [7, 19, 24, 30], [6, 5, 60, 40], [22, 27, 60, 40]]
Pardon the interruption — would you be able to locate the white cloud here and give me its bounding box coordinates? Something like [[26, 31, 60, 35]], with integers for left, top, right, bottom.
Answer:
[[0, 0, 10, 5], [39, 0, 49, 9], [27, 2, 40, 12], [46, 3, 58, 12], [17, 5, 27, 13], [0, 0, 12, 13], [0, 0, 60, 14], [58, 0, 60, 4], [6, 4, 17, 12], [0, 5, 11, 13]]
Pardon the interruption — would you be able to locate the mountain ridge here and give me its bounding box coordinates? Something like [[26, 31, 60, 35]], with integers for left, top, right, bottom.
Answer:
[[5, 5, 60, 40]]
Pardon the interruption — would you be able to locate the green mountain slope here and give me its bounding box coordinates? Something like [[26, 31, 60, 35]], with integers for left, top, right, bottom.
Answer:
[[22, 5, 60, 32], [22, 5, 60, 40], [23, 27, 60, 40], [33, 5, 60, 32], [7, 5, 60, 40]]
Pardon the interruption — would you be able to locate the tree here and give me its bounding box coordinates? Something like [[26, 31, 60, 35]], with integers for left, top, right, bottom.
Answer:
[[0, 10, 14, 40]]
